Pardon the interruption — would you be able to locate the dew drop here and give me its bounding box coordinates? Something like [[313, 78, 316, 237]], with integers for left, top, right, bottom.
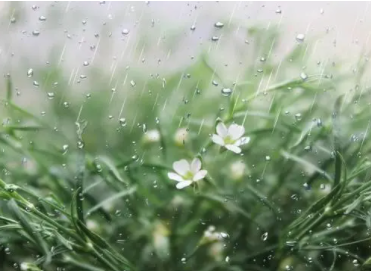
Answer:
[[39, 16, 47, 21], [32, 30, 40, 36], [122, 29, 130, 35]]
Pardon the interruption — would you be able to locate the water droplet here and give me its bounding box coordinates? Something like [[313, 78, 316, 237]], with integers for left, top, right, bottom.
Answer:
[[276, 8, 282, 14], [261, 232, 268, 241], [62, 144, 68, 154], [316, 118, 322, 127], [27, 68, 33, 77], [122, 29, 130, 35], [83, 61, 89, 66], [353, 259, 359, 266], [320, 8, 324, 14], [221, 88, 232, 97], [47, 92, 55, 99], [80, 75, 87, 79], [33, 81, 39, 87], [296, 33, 305, 43], [115, 210, 122, 216], [291, 194, 298, 200], [181, 258, 186, 264], [212, 80, 219, 86], [211, 36, 219, 41], [225, 256, 230, 262], [300, 72, 308, 81], [63, 102, 69, 108], [190, 25, 196, 31], [214, 22, 224, 28], [265, 156, 271, 161], [119, 118, 127, 127], [285, 240, 297, 246], [77, 141, 84, 149], [10, 17, 16, 23], [32, 30, 40, 36], [295, 113, 302, 121], [130, 80, 136, 87], [39, 16, 47, 21]]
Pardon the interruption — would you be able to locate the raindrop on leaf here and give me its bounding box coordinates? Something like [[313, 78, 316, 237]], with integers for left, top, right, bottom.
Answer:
[[39, 16, 47, 21], [122, 29, 130, 35], [32, 30, 40, 36]]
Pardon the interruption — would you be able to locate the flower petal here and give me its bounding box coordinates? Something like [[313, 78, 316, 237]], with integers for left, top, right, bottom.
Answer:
[[216, 122, 228, 137], [225, 144, 242, 154], [176, 180, 193, 189], [193, 170, 207, 181], [173, 159, 190, 176], [168, 172, 184, 182], [235, 136, 250, 146], [211, 134, 225, 146], [190, 158, 201, 174], [228, 124, 245, 140]]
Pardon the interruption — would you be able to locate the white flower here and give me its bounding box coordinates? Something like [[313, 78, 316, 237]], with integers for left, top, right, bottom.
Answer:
[[143, 129, 161, 143], [230, 161, 246, 180], [168, 158, 207, 189], [211, 122, 250, 153], [174, 127, 189, 146]]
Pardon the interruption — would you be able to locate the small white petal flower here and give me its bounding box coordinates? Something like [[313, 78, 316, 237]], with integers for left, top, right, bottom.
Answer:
[[211, 122, 250, 153], [143, 129, 161, 143], [174, 127, 189, 146], [168, 158, 207, 189], [230, 161, 246, 180]]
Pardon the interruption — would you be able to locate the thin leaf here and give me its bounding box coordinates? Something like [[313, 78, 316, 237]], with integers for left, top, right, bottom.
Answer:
[[8, 199, 51, 265]]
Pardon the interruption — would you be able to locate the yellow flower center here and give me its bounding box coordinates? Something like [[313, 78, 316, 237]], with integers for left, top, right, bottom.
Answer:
[[183, 171, 194, 180], [223, 135, 235, 145]]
